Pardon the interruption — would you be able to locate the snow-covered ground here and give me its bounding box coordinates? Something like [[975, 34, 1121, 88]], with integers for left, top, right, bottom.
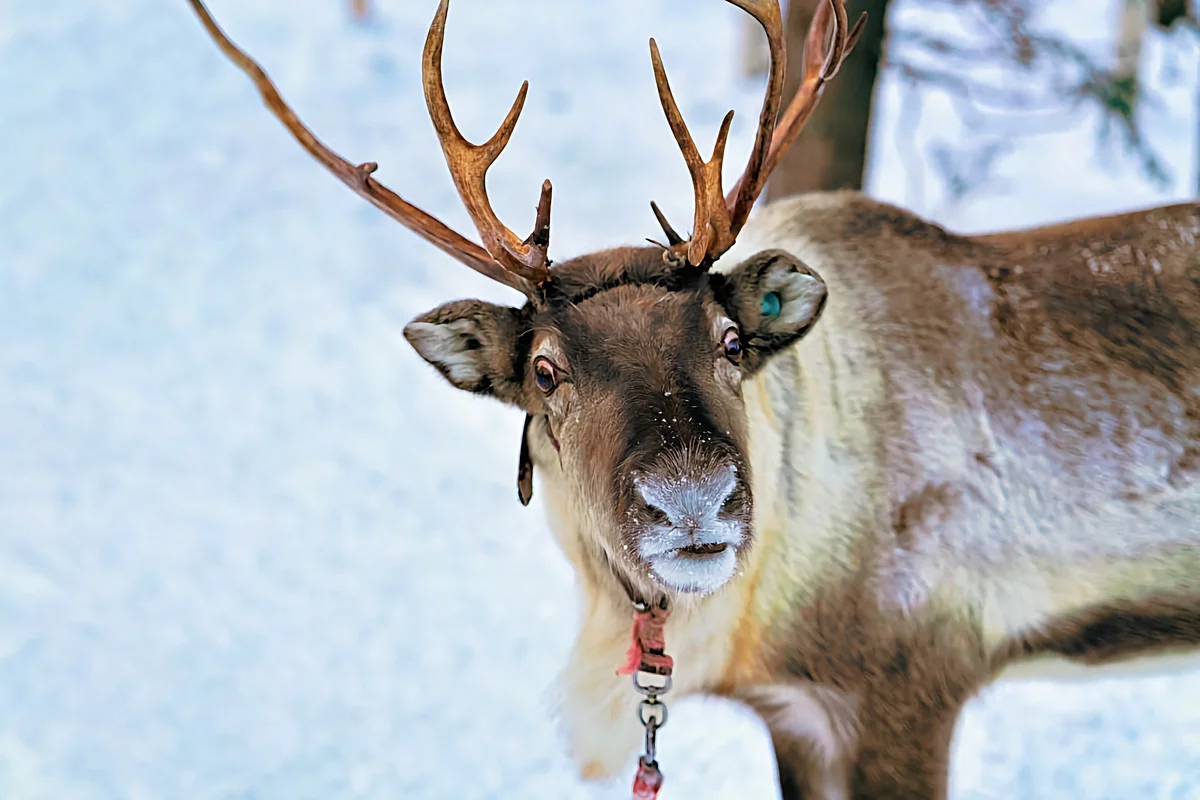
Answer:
[[0, 0, 1197, 797]]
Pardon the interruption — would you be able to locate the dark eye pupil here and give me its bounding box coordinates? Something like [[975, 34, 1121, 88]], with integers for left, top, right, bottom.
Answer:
[[535, 365, 556, 392], [723, 330, 742, 362]]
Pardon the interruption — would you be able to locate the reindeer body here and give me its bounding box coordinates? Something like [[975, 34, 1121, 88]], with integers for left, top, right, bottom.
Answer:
[[187, 0, 1199, 793], [545, 192, 1200, 798]]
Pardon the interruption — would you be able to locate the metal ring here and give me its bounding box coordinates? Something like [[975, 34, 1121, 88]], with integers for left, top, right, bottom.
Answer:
[[638, 699, 668, 729], [643, 718, 658, 762], [633, 670, 672, 696]]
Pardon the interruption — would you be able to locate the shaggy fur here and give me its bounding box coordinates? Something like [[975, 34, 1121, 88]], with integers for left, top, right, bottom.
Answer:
[[407, 191, 1200, 799]]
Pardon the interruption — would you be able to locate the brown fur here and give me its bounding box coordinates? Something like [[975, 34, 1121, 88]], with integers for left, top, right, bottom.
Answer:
[[1007, 593, 1200, 667], [745, 576, 985, 798], [185, 0, 1198, 789], [408, 193, 1200, 798], [714, 195, 1199, 798]]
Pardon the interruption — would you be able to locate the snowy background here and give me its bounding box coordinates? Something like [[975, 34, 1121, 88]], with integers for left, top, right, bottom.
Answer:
[[1, 0, 1198, 797]]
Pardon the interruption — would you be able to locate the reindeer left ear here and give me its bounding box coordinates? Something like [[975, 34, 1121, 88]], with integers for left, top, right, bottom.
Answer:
[[718, 248, 828, 373], [403, 299, 525, 404]]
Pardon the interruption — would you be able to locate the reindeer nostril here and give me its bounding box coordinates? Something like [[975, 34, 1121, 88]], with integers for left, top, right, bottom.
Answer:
[[642, 502, 670, 526], [634, 461, 742, 519]]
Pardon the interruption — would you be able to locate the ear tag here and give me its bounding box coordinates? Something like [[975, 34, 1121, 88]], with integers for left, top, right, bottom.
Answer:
[[761, 291, 782, 318]]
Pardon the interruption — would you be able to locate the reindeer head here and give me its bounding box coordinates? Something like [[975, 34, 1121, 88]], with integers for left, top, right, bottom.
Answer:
[[405, 244, 833, 594], [189, 0, 863, 596]]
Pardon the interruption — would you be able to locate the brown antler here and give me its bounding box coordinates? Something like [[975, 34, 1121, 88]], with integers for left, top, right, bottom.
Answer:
[[652, 0, 865, 267], [185, 0, 546, 296], [649, 40, 738, 268], [729, 0, 866, 209], [423, 0, 553, 286]]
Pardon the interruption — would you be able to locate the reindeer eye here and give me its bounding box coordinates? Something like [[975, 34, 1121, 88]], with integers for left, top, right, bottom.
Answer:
[[722, 328, 742, 364], [533, 357, 561, 394]]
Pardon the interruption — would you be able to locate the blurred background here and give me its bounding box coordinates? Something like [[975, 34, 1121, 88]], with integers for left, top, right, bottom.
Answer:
[[1, 0, 1198, 797]]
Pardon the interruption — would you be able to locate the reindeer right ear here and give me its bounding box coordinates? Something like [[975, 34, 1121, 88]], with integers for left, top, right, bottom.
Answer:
[[404, 300, 525, 404], [718, 248, 828, 374]]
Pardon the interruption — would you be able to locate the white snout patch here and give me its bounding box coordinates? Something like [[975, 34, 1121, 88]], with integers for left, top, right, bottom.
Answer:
[[634, 465, 745, 594]]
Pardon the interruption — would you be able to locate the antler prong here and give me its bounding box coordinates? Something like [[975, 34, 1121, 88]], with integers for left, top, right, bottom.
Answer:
[[186, 0, 551, 298], [485, 82, 529, 160], [751, 2, 864, 190], [649, 201, 684, 247], [712, 110, 735, 166], [845, 13, 868, 60], [722, 0, 786, 247], [812, 0, 848, 79], [650, 39, 737, 266], [524, 179, 553, 266], [192, 0, 857, 295], [649, 40, 705, 179], [423, 0, 552, 284], [352, 161, 379, 184], [651, 0, 861, 269]]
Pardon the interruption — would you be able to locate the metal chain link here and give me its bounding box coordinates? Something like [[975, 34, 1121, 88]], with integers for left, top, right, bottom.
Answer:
[[633, 669, 669, 768]]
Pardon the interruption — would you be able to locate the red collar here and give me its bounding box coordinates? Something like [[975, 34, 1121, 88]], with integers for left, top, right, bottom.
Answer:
[[617, 602, 673, 677]]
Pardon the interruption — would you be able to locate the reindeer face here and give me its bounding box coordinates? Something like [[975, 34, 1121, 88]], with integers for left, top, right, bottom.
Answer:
[[188, 0, 859, 595], [405, 247, 827, 594]]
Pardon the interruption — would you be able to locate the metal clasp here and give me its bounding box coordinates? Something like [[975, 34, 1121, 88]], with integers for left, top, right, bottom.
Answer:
[[639, 698, 667, 763], [633, 669, 672, 697], [634, 667, 669, 769]]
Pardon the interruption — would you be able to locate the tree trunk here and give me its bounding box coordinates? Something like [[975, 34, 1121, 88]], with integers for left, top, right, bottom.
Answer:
[[1115, 0, 1150, 83], [766, 0, 890, 199], [1154, 0, 1191, 28], [1146, 0, 1198, 195]]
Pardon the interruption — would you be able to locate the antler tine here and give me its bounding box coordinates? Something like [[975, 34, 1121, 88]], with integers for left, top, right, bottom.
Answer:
[[185, 0, 534, 296], [726, 0, 866, 214], [723, 0, 787, 241], [649, 201, 684, 247], [810, 0, 853, 81], [423, 0, 553, 286], [649, 39, 737, 267], [650, 0, 862, 268]]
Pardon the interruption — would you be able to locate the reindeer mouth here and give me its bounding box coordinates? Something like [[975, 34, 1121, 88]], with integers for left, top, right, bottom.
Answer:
[[643, 538, 741, 595], [640, 529, 744, 595], [631, 464, 748, 593], [677, 542, 729, 557]]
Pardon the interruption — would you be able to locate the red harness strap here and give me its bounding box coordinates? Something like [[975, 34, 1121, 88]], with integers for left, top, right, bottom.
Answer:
[[632, 757, 665, 799], [616, 604, 674, 676], [618, 602, 672, 800]]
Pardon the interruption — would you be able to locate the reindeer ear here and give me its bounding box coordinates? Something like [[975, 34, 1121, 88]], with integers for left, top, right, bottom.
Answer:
[[719, 249, 828, 374], [404, 300, 524, 404]]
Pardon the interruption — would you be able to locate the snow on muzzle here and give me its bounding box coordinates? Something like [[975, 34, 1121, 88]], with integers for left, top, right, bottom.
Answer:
[[630, 462, 748, 594]]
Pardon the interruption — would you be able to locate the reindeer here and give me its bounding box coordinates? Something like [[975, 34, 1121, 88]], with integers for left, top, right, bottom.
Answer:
[[187, 0, 1200, 796]]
